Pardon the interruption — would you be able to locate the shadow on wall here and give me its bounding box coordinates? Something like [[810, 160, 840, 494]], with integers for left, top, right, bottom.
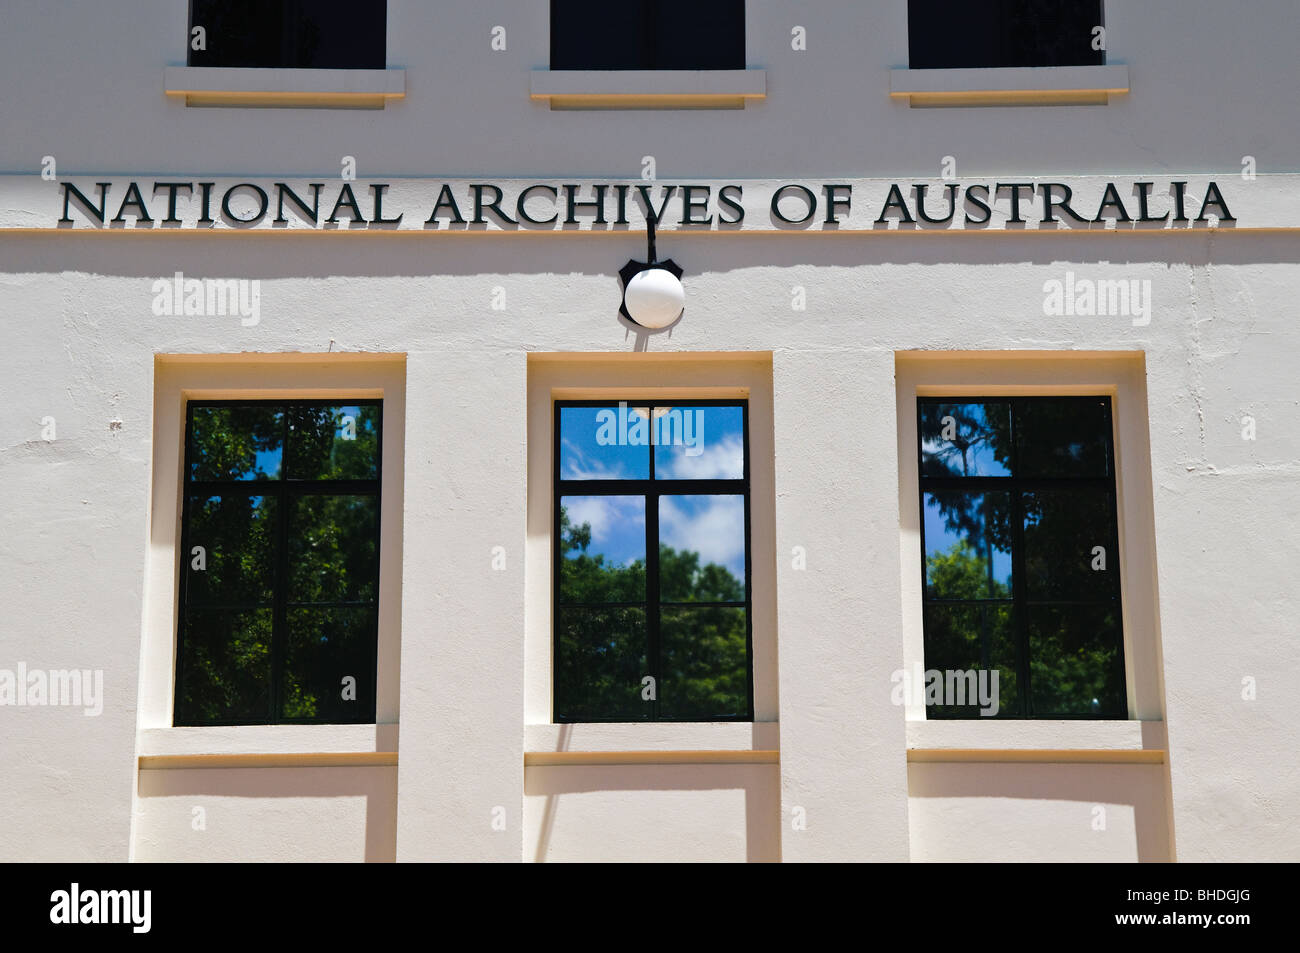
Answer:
[[526, 763, 780, 863], [135, 765, 397, 862], [8, 229, 1300, 282], [908, 762, 1171, 862]]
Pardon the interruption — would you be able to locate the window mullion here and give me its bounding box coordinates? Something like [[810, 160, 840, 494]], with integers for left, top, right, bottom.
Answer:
[[1010, 486, 1031, 717], [646, 488, 660, 721], [642, 0, 657, 69], [1008, 401, 1029, 717], [270, 411, 290, 724]]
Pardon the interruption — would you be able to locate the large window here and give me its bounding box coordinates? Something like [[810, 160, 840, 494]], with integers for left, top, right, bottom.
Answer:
[[554, 400, 752, 722], [550, 0, 745, 70], [908, 0, 1104, 69], [918, 396, 1125, 718], [188, 0, 386, 69], [175, 400, 382, 726]]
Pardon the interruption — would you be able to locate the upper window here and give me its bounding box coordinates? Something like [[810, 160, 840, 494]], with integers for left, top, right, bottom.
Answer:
[[917, 396, 1125, 719], [908, 0, 1104, 69], [554, 400, 752, 722], [188, 0, 386, 69], [175, 400, 382, 726], [550, 0, 744, 70]]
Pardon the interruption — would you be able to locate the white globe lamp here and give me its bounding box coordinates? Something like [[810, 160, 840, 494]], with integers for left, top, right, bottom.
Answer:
[[623, 267, 685, 329], [618, 214, 685, 330]]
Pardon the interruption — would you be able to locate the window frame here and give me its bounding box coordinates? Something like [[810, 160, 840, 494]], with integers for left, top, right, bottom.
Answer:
[[892, 1, 1126, 108], [551, 397, 754, 723], [169, 1, 403, 109], [915, 394, 1128, 720], [548, 0, 746, 72], [174, 397, 383, 727], [185, 0, 388, 71], [906, 0, 1106, 71]]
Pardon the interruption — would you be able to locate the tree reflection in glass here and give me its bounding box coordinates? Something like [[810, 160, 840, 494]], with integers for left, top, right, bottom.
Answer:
[[918, 396, 1124, 718], [177, 401, 381, 725]]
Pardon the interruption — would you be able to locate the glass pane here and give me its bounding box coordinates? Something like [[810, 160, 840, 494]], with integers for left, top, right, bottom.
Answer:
[[189, 0, 386, 70], [185, 494, 277, 605], [923, 491, 1012, 599], [559, 496, 646, 603], [1015, 397, 1112, 478], [176, 607, 273, 724], [919, 401, 1011, 478], [559, 405, 650, 480], [654, 405, 744, 480], [659, 606, 750, 719], [188, 405, 282, 481], [1028, 605, 1125, 716], [282, 607, 376, 722], [908, 0, 1105, 70], [1023, 489, 1119, 602], [550, 0, 744, 71], [288, 494, 379, 604], [658, 495, 747, 602], [554, 606, 648, 721], [922, 603, 1018, 718], [286, 404, 380, 481]]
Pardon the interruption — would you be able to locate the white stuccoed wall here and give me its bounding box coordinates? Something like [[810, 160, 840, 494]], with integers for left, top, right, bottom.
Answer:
[[0, 1, 1297, 861], [396, 350, 526, 861]]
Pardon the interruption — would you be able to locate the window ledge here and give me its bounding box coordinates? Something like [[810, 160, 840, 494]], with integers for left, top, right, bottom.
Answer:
[[906, 719, 1166, 763], [163, 66, 406, 109], [137, 724, 398, 768], [890, 64, 1129, 107], [530, 69, 766, 110], [524, 722, 778, 764]]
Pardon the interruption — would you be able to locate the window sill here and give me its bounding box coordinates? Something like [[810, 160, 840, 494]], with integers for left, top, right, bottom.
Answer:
[[163, 66, 406, 109], [137, 724, 398, 768], [889, 64, 1129, 107], [530, 69, 766, 110], [906, 719, 1166, 763], [524, 722, 778, 764]]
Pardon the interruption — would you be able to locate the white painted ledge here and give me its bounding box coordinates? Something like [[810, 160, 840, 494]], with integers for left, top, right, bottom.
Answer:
[[137, 724, 399, 768], [164, 66, 406, 109], [530, 69, 766, 110], [907, 719, 1167, 763], [524, 722, 779, 764], [890, 64, 1130, 107]]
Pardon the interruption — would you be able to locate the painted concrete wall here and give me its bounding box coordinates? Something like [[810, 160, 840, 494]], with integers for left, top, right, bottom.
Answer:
[[3, 229, 1289, 860], [0, 2, 1296, 862], [134, 766, 397, 862], [525, 764, 780, 863], [908, 763, 1170, 862], [1, 1, 1296, 178]]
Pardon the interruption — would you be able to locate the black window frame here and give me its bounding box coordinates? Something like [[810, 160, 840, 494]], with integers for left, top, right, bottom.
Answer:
[[907, 0, 1106, 70], [552, 398, 754, 723], [549, 0, 746, 71], [174, 398, 383, 727], [916, 395, 1127, 719], [186, 0, 388, 70]]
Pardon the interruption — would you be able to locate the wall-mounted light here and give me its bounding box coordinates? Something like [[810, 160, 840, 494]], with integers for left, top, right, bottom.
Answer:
[[619, 214, 684, 329]]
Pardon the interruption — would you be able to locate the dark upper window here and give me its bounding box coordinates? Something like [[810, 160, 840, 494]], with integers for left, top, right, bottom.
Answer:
[[550, 0, 744, 70], [908, 0, 1104, 69], [554, 400, 752, 722], [918, 397, 1125, 719], [188, 0, 386, 69], [175, 401, 382, 726]]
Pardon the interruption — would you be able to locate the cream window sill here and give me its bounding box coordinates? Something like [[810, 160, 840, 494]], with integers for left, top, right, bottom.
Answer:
[[906, 719, 1166, 763], [524, 722, 778, 764], [163, 66, 406, 109], [137, 724, 399, 768], [890, 64, 1129, 107], [530, 69, 766, 110]]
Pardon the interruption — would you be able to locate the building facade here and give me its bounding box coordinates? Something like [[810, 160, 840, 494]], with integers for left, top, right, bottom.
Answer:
[[1, 1, 1297, 862]]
